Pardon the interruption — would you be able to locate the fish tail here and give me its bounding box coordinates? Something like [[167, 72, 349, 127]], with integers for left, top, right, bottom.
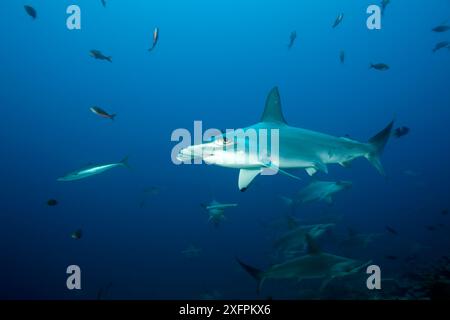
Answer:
[[107, 56, 112, 62], [120, 156, 131, 169], [236, 258, 265, 294], [110, 113, 116, 121], [365, 120, 394, 176]]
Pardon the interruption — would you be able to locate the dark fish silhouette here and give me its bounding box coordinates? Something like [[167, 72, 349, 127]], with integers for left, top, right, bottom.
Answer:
[[332, 13, 344, 28], [386, 225, 398, 235], [47, 199, 58, 206], [101, 0, 107, 7], [370, 63, 390, 71], [381, 0, 390, 15], [71, 229, 82, 240], [90, 50, 112, 62], [339, 50, 345, 64], [24, 5, 37, 19], [426, 225, 437, 231], [393, 126, 410, 138], [149, 27, 159, 52], [288, 31, 297, 49], [442, 209, 448, 215], [432, 25, 450, 33], [432, 41, 450, 53], [90, 106, 116, 120]]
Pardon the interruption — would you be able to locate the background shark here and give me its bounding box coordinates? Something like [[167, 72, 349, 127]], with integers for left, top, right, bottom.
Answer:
[[201, 200, 238, 227], [280, 180, 352, 207], [178, 87, 393, 191], [238, 234, 371, 293], [273, 223, 335, 256]]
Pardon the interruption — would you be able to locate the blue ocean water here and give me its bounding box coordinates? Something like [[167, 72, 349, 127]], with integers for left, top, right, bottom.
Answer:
[[1, 0, 450, 299]]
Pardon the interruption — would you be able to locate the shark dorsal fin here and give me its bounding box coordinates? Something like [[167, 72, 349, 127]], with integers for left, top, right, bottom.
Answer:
[[260, 87, 287, 125], [305, 233, 321, 255]]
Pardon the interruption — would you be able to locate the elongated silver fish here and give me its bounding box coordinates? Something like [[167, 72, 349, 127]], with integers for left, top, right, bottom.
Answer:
[[57, 157, 130, 181]]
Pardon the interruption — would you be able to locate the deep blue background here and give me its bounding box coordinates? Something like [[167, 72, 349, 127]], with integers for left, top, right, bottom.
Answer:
[[0, 0, 449, 299]]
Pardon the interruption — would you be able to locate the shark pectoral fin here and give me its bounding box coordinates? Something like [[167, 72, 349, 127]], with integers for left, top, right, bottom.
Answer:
[[339, 160, 352, 168], [239, 169, 261, 192], [305, 167, 317, 176], [305, 162, 328, 176], [314, 162, 328, 174]]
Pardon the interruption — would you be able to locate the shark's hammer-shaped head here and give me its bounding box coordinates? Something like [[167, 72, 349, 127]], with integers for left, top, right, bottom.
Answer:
[[177, 129, 274, 169]]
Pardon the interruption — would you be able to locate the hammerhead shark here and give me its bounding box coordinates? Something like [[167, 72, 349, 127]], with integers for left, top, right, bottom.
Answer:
[[280, 180, 352, 209], [201, 200, 238, 227], [238, 234, 371, 293], [177, 87, 393, 191], [273, 223, 334, 255]]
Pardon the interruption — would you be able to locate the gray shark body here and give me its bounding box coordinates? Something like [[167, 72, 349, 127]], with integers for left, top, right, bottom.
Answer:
[[58, 157, 129, 181], [274, 223, 334, 254], [238, 234, 371, 293], [338, 229, 383, 250], [178, 87, 393, 191]]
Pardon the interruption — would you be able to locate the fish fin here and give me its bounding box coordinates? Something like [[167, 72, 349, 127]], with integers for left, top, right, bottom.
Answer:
[[366, 120, 394, 176], [314, 162, 328, 174], [238, 169, 261, 191], [120, 156, 131, 169], [106, 56, 112, 62], [110, 114, 116, 120], [236, 258, 265, 295], [306, 162, 327, 176], [339, 160, 352, 168], [305, 167, 317, 176], [305, 233, 321, 255], [260, 87, 287, 125]]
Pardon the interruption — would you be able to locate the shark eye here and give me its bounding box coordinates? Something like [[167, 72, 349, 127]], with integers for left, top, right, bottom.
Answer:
[[215, 137, 234, 146]]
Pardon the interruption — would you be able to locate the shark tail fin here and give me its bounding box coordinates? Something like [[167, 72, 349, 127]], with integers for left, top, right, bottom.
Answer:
[[120, 156, 131, 169], [236, 258, 265, 294], [365, 120, 394, 176]]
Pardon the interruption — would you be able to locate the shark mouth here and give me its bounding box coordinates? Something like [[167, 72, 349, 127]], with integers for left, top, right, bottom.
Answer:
[[176, 149, 213, 163]]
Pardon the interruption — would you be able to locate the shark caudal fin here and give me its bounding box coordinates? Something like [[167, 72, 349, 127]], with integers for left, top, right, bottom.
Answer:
[[120, 156, 131, 169], [260, 87, 287, 125], [236, 258, 265, 294], [365, 121, 394, 176]]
